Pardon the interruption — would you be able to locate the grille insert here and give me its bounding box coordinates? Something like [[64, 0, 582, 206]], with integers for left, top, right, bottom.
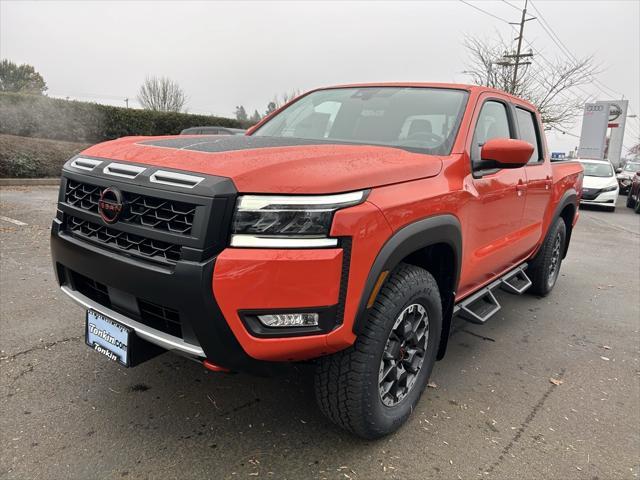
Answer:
[[139, 299, 182, 338], [72, 271, 110, 307], [67, 215, 182, 263], [68, 270, 182, 338], [65, 180, 197, 235]]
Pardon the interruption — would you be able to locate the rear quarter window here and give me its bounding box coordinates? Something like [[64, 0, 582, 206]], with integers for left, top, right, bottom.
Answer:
[[515, 107, 543, 164]]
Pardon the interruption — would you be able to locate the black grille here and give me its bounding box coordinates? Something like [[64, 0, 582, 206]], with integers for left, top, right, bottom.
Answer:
[[139, 300, 182, 338], [67, 215, 182, 263], [65, 180, 196, 235], [581, 188, 600, 200], [73, 271, 110, 306], [69, 270, 182, 338]]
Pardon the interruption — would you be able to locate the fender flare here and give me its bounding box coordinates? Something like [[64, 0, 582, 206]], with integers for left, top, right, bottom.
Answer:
[[352, 214, 462, 336], [547, 188, 578, 258]]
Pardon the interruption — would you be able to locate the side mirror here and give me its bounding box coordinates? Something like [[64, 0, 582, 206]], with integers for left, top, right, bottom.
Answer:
[[616, 167, 622, 173], [480, 138, 534, 168]]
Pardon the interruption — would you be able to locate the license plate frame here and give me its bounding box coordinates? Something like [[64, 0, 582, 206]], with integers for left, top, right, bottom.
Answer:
[[85, 309, 132, 367]]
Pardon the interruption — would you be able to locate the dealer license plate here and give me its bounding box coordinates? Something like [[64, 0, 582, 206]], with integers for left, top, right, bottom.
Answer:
[[85, 310, 131, 367]]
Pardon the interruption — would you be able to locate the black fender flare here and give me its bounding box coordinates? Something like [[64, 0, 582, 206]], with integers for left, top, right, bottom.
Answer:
[[352, 214, 462, 346], [546, 189, 578, 259]]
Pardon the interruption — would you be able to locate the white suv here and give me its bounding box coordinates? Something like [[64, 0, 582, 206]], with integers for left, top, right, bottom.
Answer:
[[579, 159, 619, 212]]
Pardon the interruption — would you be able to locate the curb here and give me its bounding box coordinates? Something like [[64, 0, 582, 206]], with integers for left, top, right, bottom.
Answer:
[[0, 178, 60, 186]]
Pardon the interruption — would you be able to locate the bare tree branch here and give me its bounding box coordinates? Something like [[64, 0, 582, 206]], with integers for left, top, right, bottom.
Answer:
[[137, 76, 187, 113], [463, 34, 599, 130]]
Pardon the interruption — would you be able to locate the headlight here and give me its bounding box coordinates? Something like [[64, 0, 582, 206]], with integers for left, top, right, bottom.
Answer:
[[231, 191, 366, 248], [601, 185, 618, 192]]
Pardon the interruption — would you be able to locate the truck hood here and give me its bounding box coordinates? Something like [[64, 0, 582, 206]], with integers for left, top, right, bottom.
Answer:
[[80, 135, 443, 194]]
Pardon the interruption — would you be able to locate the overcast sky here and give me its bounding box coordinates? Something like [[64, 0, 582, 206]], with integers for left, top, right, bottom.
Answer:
[[1, 0, 639, 153]]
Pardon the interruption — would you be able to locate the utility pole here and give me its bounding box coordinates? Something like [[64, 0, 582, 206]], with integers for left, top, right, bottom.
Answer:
[[496, 0, 536, 94], [124, 98, 129, 108]]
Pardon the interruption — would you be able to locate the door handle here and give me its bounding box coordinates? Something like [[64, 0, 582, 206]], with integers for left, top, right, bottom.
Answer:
[[544, 177, 553, 189], [516, 183, 527, 196]]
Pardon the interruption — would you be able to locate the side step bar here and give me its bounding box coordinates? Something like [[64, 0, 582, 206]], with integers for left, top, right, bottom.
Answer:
[[500, 264, 532, 294], [453, 263, 531, 324]]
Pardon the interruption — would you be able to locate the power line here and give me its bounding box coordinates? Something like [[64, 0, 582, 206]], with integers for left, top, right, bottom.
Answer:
[[549, 126, 580, 139], [528, 0, 626, 99], [458, 0, 637, 143], [500, 0, 522, 13], [458, 0, 511, 24]]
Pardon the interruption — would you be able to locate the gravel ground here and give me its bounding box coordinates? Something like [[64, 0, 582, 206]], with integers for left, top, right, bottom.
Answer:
[[1, 186, 638, 480]]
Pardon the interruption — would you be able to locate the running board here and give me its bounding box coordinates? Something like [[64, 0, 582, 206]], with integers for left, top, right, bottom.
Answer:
[[500, 265, 532, 295], [453, 263, 530, 324]]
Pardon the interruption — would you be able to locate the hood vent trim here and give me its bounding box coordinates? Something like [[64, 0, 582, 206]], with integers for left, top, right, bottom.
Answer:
[[71, 157, 102, 171], [149, 170, 204, 189], [103, 162, 146, 179]]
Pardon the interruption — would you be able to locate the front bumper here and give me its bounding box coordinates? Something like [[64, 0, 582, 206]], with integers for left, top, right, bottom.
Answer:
[[580, 189, 618, 206], [51, 219, 291, 374], [52, 202, 392, 370]]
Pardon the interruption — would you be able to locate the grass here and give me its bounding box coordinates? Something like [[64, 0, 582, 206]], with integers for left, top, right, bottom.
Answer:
[[0, 134, 90, 178]]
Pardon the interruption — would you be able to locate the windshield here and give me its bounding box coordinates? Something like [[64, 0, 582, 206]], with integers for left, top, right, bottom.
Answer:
[[580, 161, 614, 177], [253, 87, 469, 155], [623, 162, 640, 172]]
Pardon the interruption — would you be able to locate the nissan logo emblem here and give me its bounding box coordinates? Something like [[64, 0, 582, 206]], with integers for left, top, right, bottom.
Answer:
[[98, 187, 125, 224]]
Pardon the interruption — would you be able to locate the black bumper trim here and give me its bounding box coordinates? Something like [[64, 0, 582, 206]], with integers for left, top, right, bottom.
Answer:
[[51, 219, 285, 375]]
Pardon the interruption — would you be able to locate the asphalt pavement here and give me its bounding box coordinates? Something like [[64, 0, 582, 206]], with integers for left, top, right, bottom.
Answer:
[[1, 186, 638, 480]]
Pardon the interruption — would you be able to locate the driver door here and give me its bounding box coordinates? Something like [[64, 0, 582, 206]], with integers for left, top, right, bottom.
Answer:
[[458, 97, 528, 297]]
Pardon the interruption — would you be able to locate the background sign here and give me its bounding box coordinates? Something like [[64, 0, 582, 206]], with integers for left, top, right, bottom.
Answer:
[[577, 102, 610, 160], [605, 99, 628, 167]]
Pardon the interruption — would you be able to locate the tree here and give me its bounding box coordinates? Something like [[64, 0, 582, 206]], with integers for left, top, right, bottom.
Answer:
[[265, 101, 277, 116], [235, 105, 248, 122], [463, 34, 598, 130], [280, 89, 301, 106], [265, 89, 301, 116], [137, 76, 186, 112], [250, 109, 262, 124], [0, 59, 47, 94]]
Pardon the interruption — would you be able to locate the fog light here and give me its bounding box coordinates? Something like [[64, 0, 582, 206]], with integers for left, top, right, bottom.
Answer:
[[257, 313, 319, 327]]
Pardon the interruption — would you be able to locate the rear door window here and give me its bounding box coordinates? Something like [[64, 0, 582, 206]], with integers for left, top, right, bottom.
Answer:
[[515, 108, 542, 163]]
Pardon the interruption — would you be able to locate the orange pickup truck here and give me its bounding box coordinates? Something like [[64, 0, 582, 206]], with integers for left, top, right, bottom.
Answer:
[[51, 83, 583, 438]]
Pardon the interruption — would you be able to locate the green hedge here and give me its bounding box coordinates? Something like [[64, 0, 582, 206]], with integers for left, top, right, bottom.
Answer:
[[0, 134, 90, 178], [0, 92, 244, 144]]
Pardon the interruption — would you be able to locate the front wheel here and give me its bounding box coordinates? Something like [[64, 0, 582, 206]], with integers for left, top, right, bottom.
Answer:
[[314, 263, 442, 439], [528, 217, 567, 296]]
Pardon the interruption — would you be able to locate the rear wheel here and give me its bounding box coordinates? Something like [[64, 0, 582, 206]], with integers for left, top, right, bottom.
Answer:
[[528, 217, 567, 296], [314, 263, 442, 439]]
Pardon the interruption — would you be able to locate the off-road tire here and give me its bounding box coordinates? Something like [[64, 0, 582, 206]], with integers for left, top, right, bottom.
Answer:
[[314, 263, 442, 439], [528, 217, 567, 296]]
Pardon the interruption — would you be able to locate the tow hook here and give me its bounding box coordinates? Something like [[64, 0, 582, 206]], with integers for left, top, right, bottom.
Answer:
[[203, 360, 231, 373]]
